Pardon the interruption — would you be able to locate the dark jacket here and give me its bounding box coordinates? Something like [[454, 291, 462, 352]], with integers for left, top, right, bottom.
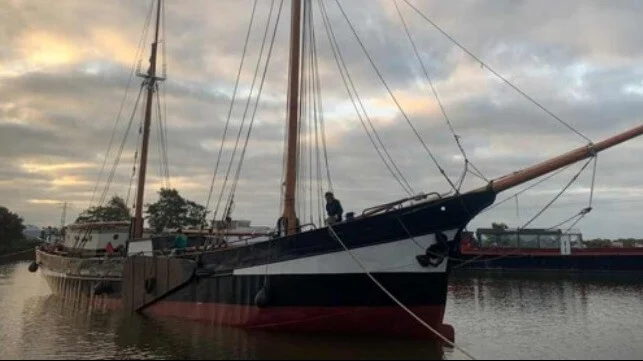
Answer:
[[326, 199, 343, 221]]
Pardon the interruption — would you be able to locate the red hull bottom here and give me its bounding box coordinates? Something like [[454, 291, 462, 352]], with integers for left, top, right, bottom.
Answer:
[[81, 297, 454, 341], [142, 301, 454, 341], [43, 277, 454, 342]]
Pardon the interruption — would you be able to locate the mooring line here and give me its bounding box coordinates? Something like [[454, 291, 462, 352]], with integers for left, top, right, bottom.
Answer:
[[327, 225, 476, 360]]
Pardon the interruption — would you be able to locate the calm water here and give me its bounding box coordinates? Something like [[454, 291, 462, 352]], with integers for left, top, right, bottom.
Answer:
[[1, 261, 642, 360]]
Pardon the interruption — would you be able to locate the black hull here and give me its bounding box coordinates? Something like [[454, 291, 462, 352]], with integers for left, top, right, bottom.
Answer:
[[194, 190, 495, 271], [33, 190, 496, 340], [142, 272, 454, 340], [164, 272, 448, 306], [121, 190, 496, 341]]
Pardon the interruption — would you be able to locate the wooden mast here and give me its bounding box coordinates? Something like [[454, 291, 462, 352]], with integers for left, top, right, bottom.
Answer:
[[133, 0, 163, 239], [476, 123, 643, 194], [282, 0, 303, 235]]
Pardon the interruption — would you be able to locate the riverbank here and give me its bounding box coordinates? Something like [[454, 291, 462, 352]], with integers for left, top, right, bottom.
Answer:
[[0, 240, 41, 264]]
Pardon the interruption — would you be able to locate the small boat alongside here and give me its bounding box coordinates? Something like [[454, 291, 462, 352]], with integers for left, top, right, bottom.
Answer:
[[454, 227, 643, 273]]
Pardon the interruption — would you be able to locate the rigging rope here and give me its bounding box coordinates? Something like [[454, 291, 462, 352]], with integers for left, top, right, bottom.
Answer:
[[278, 84, 289, 218], [482, 164, 572, 214], [481, 153, 596, 236], [560, 210, 589, 235], [545, 207, 590, 231], [327, 224, 476, 360], [74, 84, 145, 248], [318, 1, 415, 196], [159, 0, 170, 188], [401, 0, 593, 144], [311, 22, 334, 197], [161, 0, 168, 79], [392, 0, 488, 188], [76, 0, 166, 249], [588, 154, 598, 206], [518, 157, 593, 230], [98, 85, 146, 210], [204, 0, 258, 222], [298, 14, 309, 222], [212, 0, 278, 224], [156, 84, 170, 188], [298, 0, 327, 224], [455, 152, 597, 257], [308, 9, 315, 225], [309, 7, 327, 225], [156, 86, 165, 186], [125, 110, 144, 207], [546, 155, 597, 233], [225, 0, 285, 221], [162, 85, 170, 189], [334, 0, 459, 194], [87, 0, 155, 211]]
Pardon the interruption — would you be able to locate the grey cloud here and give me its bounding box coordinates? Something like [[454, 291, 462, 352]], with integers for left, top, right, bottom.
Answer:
[[1, 0, 643, 240], [397, 0, 643, 60]]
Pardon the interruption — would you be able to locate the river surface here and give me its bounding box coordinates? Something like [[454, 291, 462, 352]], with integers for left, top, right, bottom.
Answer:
[[1, 261, 641, 360]]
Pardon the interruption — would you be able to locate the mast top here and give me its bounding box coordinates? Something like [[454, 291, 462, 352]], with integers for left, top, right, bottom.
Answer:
[[136, 0, 166, 83]]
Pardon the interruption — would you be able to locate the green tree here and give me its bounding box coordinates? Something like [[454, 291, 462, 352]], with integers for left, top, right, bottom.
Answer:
[[185, 200, 207, 228], [76, 195, 131, 223], [584, 238, 612, 248], [487, 222, 509, 245], [145, 188, 209, 232], [0, 206, 25, 249]]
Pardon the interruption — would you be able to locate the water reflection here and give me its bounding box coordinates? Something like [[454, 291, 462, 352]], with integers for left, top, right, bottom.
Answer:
[[15, 296, 445, 360], [446, 272, 643, 360], [116, 316, 446, 360], [2, 263, 445, 360], [3, 262, 643, 360]]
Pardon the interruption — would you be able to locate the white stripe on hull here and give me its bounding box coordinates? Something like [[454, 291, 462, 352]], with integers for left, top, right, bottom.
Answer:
[[233, 229, 458, 275]]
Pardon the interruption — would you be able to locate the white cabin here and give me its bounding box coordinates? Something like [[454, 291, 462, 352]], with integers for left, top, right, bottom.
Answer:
[[62, 221, 132, 251]]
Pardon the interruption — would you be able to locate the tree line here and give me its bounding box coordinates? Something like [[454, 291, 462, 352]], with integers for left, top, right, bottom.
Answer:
[[0, 188, 207, 252], [74, 187, 209, 232], [1, 188, 211, 250], [0, 206, 26, 252]]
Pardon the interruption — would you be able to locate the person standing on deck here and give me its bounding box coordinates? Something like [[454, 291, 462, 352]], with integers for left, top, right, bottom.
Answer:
[[325, 191, 343, 224], [172, 228, 188, 250], [105, 242, 115, 256]]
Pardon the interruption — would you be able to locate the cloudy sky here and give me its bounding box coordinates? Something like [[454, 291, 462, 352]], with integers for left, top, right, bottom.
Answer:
[[2, 0, 643, 239]]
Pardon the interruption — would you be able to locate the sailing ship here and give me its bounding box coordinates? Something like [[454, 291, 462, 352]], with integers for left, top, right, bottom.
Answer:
[[31, 0, 166, 308], [32, 0, 643, 342], [31, 0, 270, 312]]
